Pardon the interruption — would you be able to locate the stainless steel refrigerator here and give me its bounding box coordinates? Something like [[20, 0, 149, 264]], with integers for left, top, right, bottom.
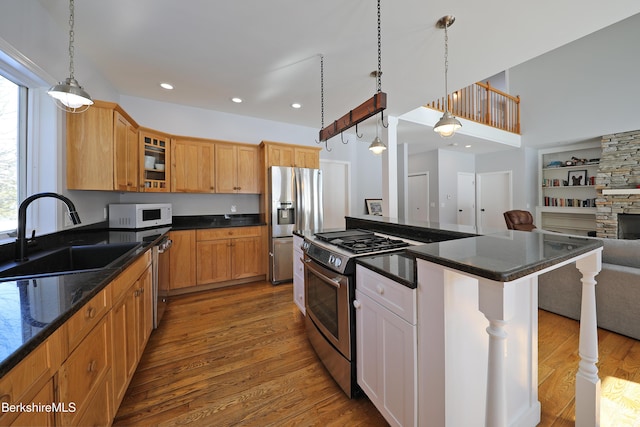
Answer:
[[269, 166, 323, 284]]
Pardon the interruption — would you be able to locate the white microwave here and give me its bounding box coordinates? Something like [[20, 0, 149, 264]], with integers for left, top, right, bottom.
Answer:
[[108, 203, 172, 229]]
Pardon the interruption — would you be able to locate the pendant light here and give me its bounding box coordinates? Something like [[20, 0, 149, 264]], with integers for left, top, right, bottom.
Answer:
[[433, 15, 461, 138], [48, 0, 93, 113], [369, 107, 386, 155]]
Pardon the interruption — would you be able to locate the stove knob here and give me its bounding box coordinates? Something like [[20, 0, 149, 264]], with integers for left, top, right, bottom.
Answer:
[[328, 254, 335, 264], [334, 257, 342, 268]]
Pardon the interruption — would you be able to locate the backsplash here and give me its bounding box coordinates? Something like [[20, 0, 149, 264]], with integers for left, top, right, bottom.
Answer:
[[596, 129, 640, 238]]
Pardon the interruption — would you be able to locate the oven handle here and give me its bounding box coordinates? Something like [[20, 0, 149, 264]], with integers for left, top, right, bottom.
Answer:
[[304, 258, 342, 288]]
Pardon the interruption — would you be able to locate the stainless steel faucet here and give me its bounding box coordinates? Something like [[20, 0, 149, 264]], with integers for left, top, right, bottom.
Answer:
[[15, 192, 81, 262]]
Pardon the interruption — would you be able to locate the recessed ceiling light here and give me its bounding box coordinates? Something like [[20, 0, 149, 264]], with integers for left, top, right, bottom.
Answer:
[[465, 144, 472, 148], [231, 97, 243, 103], [291, 103, 302, 109], [160, 83, 174, 90]]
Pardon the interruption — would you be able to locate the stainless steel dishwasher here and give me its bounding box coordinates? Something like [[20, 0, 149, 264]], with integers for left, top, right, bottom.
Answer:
[[153, 235, 172, 328]]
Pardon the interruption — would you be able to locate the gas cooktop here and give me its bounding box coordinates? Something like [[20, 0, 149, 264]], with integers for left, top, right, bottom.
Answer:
[[314, 229, 410, 254]]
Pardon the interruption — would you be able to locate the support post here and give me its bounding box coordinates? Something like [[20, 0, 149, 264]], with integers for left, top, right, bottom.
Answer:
[[575, 250, 602, 426]]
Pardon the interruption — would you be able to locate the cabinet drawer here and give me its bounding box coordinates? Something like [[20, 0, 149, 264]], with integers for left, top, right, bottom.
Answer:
[[196, 226, 262, 241], [66, 288, 110, 353], [356, 265, 416, 324], [73, 372, 112, 427], [111, 250, 152, 301], [58, 315, 110, 426], [0, 330, 62, 426]]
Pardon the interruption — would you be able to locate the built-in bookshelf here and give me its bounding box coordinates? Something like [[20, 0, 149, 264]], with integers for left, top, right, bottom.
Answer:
[[537, 142, 601, 235]]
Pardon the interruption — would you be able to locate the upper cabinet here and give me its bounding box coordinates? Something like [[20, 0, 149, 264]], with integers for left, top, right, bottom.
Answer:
[[171, 137, 215, 193], [261, 141, 321, 169], [216, 142, 260, 194], [67, 100, 139, 191], [140, 128, 171, 192]]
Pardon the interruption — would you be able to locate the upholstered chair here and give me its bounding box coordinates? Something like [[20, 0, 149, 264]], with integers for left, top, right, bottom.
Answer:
[[503, 210, 537, 231]]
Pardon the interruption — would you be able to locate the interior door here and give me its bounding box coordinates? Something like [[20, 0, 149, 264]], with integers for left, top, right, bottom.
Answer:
[[477, 171, 512, 232], [456, 172, 475, 227], [408, 173, 429, 222]]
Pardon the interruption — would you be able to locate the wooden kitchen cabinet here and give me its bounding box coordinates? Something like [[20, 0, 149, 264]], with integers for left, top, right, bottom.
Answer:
[[0, 329, 63, 427], [171, 137, 216, 193], [57, 313, 112, 426], [196, 226, 264, 285], [111, 251, 153, 408], [215, 142, 260, 193], [355, 265, 417, 427], [140, 128, 171, 192], [67, 100, 139, 191], [169, 230, 197, 290], [260, 140, 321, 168]]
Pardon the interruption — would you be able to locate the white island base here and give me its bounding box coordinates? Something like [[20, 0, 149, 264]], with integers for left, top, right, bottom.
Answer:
[[416, 249, 602, 427]]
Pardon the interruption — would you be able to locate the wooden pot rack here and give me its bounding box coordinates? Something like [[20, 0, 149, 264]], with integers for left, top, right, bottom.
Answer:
[[318, 92, 387, 142]]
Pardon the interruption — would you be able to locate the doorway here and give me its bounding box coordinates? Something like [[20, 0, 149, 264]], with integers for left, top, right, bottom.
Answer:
[[477, 170, 512, 232], [408, 172, 429, 222], [456, 172, 475, 227], [320, 160, 351, 229]]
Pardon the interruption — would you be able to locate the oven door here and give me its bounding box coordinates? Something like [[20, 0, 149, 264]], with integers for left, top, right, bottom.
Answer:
[[304, 258, 352, 359]]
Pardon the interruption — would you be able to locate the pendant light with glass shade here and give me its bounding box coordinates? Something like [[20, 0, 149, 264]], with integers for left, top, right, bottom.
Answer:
[[433, 15, 461, 138], [48, 0, 93, 113]]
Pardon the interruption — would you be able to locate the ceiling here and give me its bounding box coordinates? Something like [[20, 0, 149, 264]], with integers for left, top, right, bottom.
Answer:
[[38, 0, 640, 154]]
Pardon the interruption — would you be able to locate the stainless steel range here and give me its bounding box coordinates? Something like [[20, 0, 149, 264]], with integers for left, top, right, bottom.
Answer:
[[302, 229, 411, 397]]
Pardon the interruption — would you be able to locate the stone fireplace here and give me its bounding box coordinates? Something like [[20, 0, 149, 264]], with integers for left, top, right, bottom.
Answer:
[[596, 130, 640, 238]]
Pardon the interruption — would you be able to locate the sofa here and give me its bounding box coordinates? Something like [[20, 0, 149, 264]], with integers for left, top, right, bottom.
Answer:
[[538, 237, 640, 341]]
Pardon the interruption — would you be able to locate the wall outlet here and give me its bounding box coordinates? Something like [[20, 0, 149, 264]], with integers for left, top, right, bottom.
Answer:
[[230, 205, 237, 213]]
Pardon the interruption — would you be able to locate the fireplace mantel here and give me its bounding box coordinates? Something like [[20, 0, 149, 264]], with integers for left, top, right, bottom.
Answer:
[[602, 188, 640, 195]]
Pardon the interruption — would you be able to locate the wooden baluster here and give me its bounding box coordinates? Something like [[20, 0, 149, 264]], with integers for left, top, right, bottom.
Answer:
[[575, 250, 602, 426]]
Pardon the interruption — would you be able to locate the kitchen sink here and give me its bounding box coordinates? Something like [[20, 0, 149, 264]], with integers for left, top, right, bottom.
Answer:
[[0, 242, 142, 280]]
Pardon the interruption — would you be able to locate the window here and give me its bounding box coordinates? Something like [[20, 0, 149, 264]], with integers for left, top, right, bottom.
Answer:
[[0, 74, 23, 234]]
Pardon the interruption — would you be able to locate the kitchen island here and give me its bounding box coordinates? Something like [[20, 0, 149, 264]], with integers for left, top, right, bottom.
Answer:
[[347, 215, 603, 427]]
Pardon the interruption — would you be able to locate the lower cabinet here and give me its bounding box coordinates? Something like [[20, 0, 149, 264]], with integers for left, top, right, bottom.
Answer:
[[354, 265, 417, 427], [169, 230, 197, 291], [196, 226, 264, 286], [292, 235, 305, 314]]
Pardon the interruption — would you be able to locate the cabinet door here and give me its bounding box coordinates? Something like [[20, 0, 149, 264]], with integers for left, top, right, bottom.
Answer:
[[10, 379, 55, 427], [169, 230, 197, 290], [114, 112, 138, 192], [231, 236, 263, 279], [355, 290, 417, 427], [294, 147, 320, 169], [140, 130, 170, 192], [110, 291, 137, 407], [172, 139, 215, 193], [293, 236, 305, 314], [136, 266, 153, 354], [237, 145, 260, 193], [215, 143, 237, 193], [267, 144, 295, 167], [66, 104, 114, 190], [196, 239, 232, 284]]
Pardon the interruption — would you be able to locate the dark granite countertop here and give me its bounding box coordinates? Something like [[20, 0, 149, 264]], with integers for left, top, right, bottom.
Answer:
[[171, 214, 265, 230], [356, 251, 417, 289], [0, 226, 169, 376], [407, 230, 603, 282], [345, 215, 479, 243]]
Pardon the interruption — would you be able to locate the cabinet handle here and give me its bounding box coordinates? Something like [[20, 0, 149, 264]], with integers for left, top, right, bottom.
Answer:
[[376, 284, 384, 295], [87, 360, 97, 373], [86, 307, 96, 319], [139, 287, 144, 294], [134, 289, 140, 297], [353, 299, 361, 309], [0, 393, 11, 404]]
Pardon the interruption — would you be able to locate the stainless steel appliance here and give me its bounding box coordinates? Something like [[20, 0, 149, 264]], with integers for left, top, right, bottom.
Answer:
[[269, 166, 323, 284], [153, 235, 172, 328], [108, 226, 172, 328], [108, 203, 172, 229], [302, 229, 411, 397]]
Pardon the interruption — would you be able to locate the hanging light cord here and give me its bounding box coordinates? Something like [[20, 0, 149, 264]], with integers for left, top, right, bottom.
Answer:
[[443, 20, 450, 113], [377, 0, 382, 93], [68, 0, 76, 80]]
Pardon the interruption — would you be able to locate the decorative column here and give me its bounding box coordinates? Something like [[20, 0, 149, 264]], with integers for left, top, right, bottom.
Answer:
[[381, 115, 398, 217], [478, 278, 516, 427], [575, 250, 602, 426]]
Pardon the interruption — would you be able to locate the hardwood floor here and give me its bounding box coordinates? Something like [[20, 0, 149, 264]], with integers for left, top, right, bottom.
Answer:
[[114, 281, 640, 426]]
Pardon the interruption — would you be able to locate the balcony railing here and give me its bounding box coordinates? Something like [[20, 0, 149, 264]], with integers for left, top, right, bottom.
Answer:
[[426, 81, 520, 134]]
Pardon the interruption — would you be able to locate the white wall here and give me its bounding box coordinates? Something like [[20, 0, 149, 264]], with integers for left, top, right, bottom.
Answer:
[[437, 150, 475, 224], [510, 12, 640, 147]]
